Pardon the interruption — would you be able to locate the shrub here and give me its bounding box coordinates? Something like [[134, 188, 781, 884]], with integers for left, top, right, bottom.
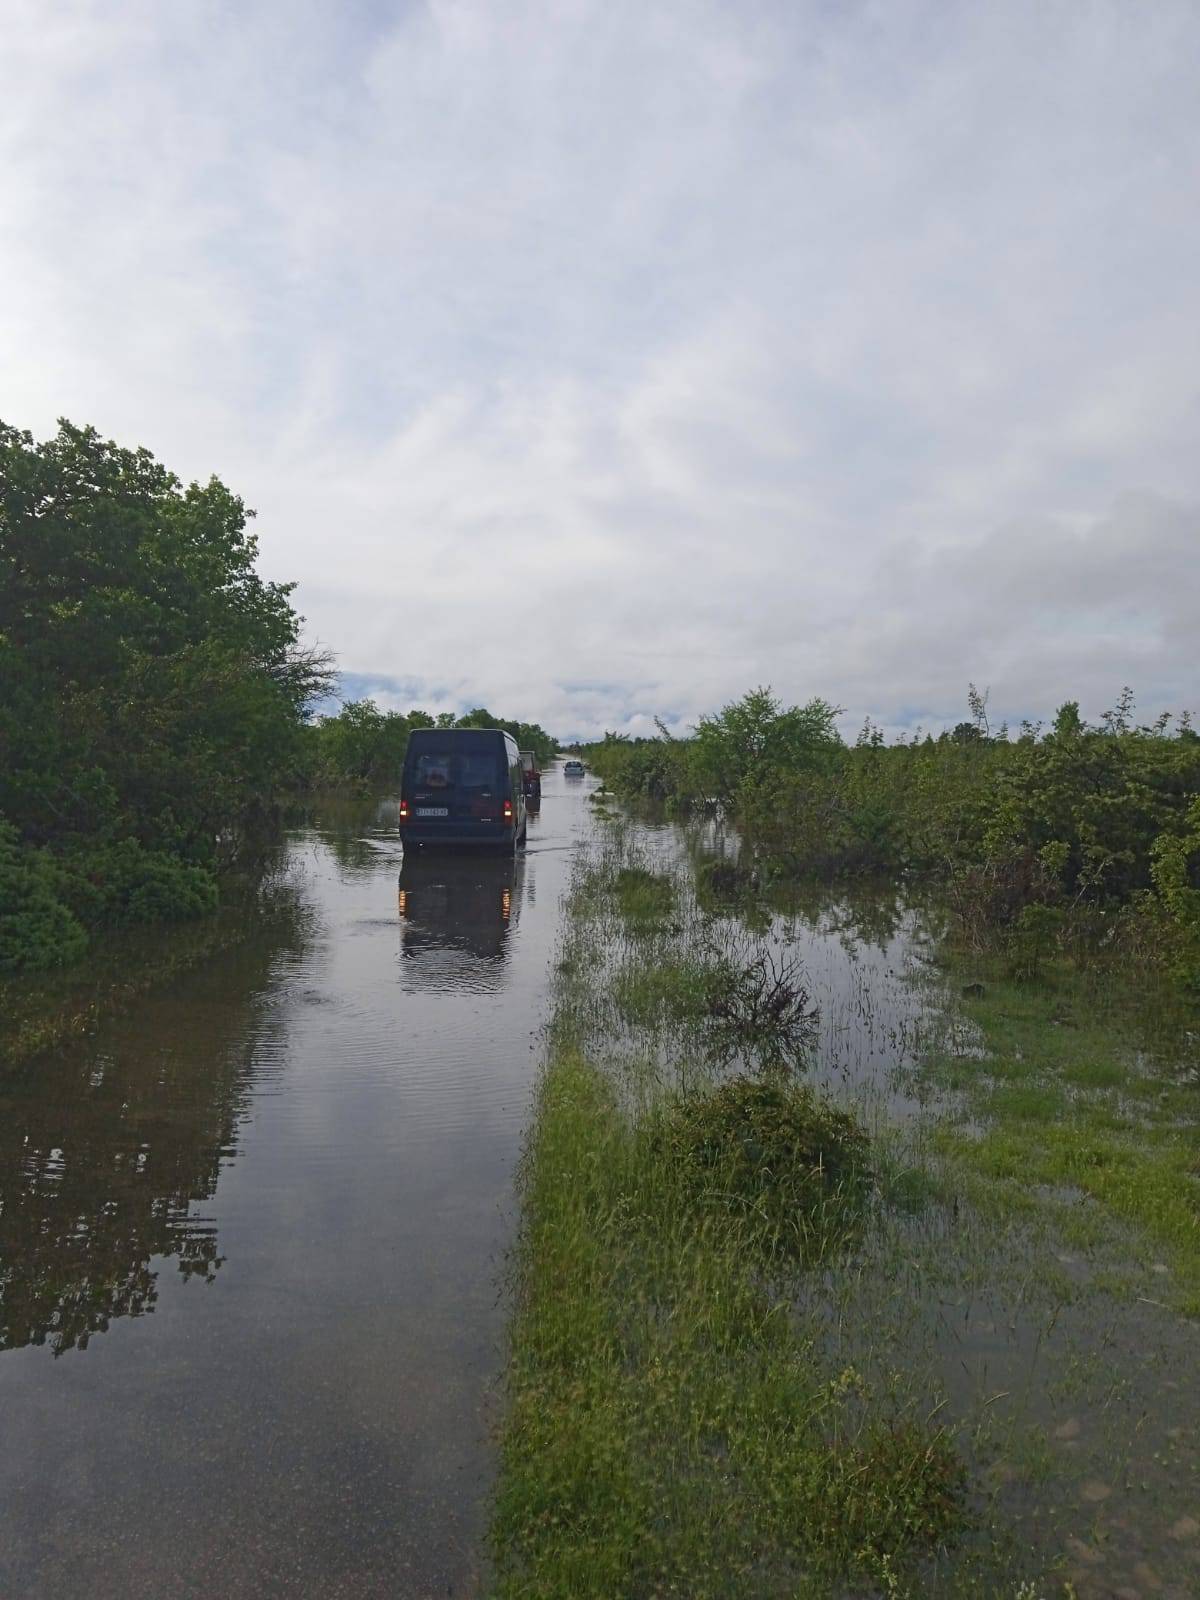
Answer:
[[832, 1419, 968, 1560], [695, 858, 757, 896], [698, 949, 819, 1065], [653, 1076, 870, 1258], [52, 839, 219, 927], [0, 822, 88, 973]]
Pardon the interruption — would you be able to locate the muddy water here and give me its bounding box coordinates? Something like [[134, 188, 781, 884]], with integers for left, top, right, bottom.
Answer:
[[4, 782, 1197, 1599], [0, 770, 594, 1599]]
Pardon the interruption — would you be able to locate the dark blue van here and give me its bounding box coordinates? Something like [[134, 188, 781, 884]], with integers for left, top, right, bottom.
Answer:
[[399, 728, 527, 851]]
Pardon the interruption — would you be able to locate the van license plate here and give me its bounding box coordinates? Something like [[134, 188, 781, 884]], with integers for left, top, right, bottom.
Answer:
[[415, 807, 448, 816]]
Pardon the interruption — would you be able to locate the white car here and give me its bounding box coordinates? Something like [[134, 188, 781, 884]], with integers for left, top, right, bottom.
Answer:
[[563, 759, 586, 777]]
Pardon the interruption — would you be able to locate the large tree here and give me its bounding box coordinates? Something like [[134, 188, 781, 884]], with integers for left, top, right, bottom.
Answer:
[[0, 418, 332, 856]]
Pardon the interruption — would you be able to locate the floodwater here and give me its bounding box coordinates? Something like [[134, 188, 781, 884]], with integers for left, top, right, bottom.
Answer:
[[0, 768, 594, 1599], [4, 778, 1197, 1598], [569, 815, 1200, 1597]]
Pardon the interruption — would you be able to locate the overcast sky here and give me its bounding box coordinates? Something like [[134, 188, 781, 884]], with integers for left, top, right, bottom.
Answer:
[[3, 0, 1198, 739]]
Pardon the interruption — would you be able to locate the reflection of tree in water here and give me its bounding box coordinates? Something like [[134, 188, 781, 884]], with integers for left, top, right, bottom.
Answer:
[[305, 796, 403, 876], [689, 844, 911, 954], [0, 890, 309, 1356], [789, 884, 910, 954]]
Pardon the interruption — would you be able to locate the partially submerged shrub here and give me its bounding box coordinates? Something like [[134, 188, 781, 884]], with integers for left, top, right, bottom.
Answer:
[[612, 865, 675, 930], [698, 949, 818, 1065], [0, 824, 88, 973], [696, 858, 757, 896], [654, 1075, 870, 1258], [831, 1418, 968, 1566], [615, 944, 819, 1069], [0, 822, 220, 975], [51, 839, 219, 927]]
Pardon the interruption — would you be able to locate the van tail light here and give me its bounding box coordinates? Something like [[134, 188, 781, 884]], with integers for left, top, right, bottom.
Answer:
[[399, 799, 409, 823], [503, 800, 513, 822]]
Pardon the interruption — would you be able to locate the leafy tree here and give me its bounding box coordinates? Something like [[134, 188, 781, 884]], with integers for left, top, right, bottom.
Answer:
[[688, 688, 844, 802], [0, 418, 333, 970]]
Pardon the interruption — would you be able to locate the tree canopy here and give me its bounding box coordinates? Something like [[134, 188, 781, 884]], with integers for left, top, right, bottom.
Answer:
[[0, 419, 333, 971]]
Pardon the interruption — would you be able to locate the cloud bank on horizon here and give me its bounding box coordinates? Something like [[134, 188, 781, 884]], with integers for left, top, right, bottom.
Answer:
[[3, 0, 1198, 741]]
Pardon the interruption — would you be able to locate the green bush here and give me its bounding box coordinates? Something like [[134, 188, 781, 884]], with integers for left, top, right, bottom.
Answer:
[[51, 839, 218, 928], [0, 821, 221, 975], [653, 1075, 870, 1258], [612, 866, 675, 929], [0, 823, 88, 973]]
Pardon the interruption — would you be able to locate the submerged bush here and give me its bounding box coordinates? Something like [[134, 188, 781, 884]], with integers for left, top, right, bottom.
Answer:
[[51, 840, 219, 927], [695, 858, 757, 897], [615, 944, 819, 1070], [0, 823, 88, 973], [653, 1075, 870, 1258], [697, 949, 818, 1064], [612, 865, 675, 930]]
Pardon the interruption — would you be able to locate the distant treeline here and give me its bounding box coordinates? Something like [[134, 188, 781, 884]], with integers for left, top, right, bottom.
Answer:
[[583, 687, 1200, 990], [301, 701, 558, 790], [0, 419, 555, 976]]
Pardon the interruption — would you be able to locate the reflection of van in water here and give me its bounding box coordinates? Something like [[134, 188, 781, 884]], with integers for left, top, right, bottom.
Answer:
[[397, 851, 519, 963], [399, 728, 527, 851]]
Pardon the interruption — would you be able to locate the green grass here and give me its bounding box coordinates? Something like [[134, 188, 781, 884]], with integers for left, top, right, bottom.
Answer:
[[492, 852, 974, 1598], [929, 967, 1200, 1315], [612, 865, 676, 931], [613, 954, 709, 1025], [492, 1045, 967, 1600], [494, 837, 1200, 1595]]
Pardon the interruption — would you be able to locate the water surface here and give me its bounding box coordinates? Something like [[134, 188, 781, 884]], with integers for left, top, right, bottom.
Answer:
[[0, 773, 590, 1599]]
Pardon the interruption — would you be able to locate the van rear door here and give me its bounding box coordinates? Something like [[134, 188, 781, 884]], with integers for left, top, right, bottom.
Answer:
[[408, 742, 507, 830]]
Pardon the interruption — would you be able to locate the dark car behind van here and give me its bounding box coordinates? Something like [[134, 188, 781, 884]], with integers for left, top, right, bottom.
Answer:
[[399, 728, 527, 851]]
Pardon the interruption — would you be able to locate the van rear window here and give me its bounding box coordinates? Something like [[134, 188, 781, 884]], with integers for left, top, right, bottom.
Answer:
[[412, 750, 502, 791]]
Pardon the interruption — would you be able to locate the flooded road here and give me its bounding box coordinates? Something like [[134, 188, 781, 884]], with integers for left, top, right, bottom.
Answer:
[[0, 769, 595, 1599], [4, 779, 1197, 1598]]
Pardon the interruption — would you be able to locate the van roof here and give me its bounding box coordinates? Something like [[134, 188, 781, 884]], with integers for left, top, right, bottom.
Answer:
[[407, 727, 509, 740]]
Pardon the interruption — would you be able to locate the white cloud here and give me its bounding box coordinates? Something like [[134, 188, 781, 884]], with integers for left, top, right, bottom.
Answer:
[[2, 0, 1198, 738]]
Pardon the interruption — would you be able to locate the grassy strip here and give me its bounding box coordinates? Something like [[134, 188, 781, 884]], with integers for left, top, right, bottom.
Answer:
[[492, 1047, 965, 1599], [927, 963, 1200, 1316], [491, 857, 969, 1599]]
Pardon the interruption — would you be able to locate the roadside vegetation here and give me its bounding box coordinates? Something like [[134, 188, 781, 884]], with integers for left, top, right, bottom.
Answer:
[[493, 848, 976, 1599], [930, 958, 1200, 1316], [0, 418, 333, 987], [495, 830, 1200, 1596], [583, 685, 1200, 993]]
